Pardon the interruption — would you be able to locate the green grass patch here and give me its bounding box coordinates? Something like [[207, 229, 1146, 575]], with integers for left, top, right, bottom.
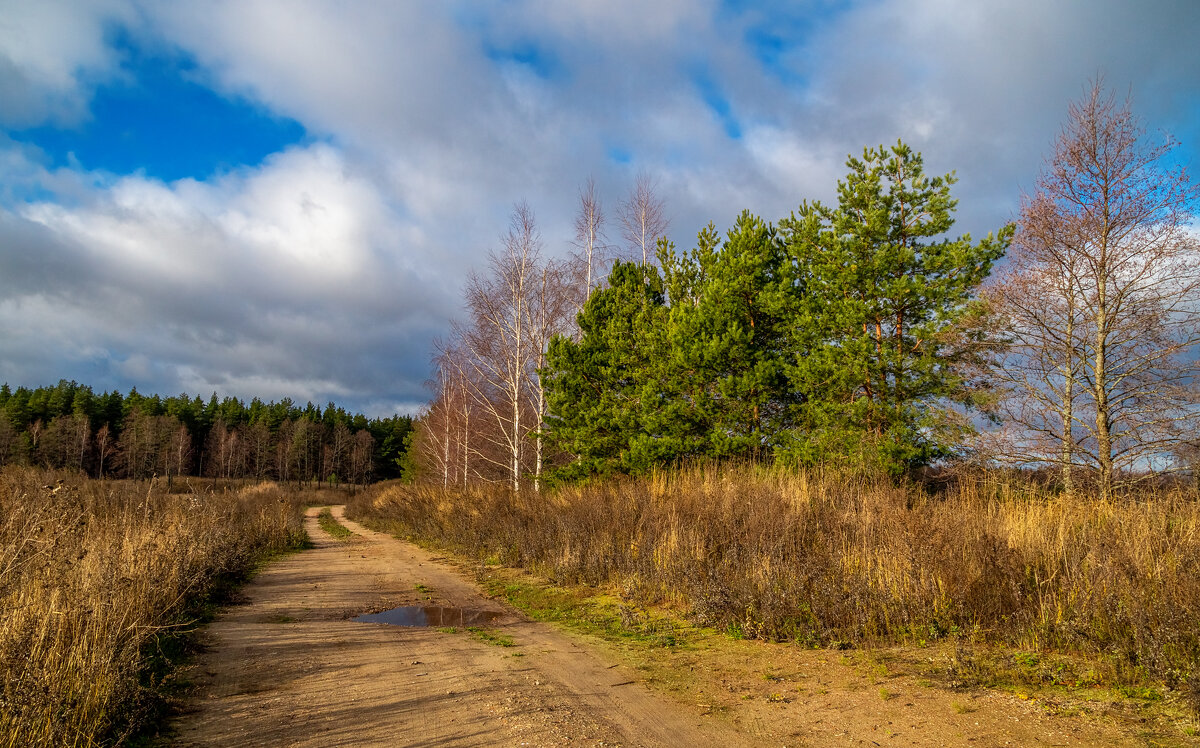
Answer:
[[317, 508, 354, 540], [467, 627, 516, 647], [478, 573, 693, 650]]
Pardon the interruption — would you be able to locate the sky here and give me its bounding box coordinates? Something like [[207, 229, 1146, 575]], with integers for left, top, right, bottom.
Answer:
[[1, 0, 1198, 418]]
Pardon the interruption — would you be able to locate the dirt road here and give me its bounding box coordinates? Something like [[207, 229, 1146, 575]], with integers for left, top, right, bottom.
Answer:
[[170, 506, 753, 747]]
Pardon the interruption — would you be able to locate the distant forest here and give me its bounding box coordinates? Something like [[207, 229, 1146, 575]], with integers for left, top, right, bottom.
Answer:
[[0, 379, 413, 483]]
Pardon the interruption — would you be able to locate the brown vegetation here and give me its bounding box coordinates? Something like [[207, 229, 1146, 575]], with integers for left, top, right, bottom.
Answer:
[[349, 466, 1200, 714], [0, 469, 308, 747]]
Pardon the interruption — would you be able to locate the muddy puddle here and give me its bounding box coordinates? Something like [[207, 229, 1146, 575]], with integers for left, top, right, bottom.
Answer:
[[353, 606, 504, 627]]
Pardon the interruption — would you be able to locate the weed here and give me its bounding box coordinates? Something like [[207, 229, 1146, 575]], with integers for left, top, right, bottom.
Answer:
[[468, 627, 516, 647], [879, 687, 893, 701], [1115, 685, 1163, 701], [1013, 652, 1040, 669]]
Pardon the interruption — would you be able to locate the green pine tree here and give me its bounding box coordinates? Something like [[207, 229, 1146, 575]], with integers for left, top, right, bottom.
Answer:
[[662, 211, 800, 459], [778, 141, 1010, 474], [543, 260, 674, 479]]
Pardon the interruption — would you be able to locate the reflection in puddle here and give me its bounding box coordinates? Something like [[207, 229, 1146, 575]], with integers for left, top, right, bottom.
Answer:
[[353, 606, 503, 627]]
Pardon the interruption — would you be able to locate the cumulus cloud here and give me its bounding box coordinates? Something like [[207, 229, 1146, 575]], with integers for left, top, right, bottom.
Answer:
[[0, 143, 451, 413], [0, 0, 1197, 414]]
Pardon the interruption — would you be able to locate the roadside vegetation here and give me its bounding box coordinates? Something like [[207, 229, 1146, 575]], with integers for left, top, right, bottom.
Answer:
[[348, 466, 1200, 721], [0, 468, 308, 747]]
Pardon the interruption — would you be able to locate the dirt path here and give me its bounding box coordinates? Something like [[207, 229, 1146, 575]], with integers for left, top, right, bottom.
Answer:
[[170, 506, 754, 747]]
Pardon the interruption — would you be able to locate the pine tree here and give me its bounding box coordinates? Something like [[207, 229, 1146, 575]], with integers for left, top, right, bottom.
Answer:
[[662, 211, 799, 458], [543, 260, 672, 478], [779, 142, 1009, 474]]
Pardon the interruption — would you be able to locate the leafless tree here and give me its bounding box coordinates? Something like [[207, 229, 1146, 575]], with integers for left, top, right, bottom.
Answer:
[[431, 339, 480, 487], [275, 419, 295, 483], [618, 173, 669, 267], [206, 418, 238, 479], [987, 192, 1089, 494], [415, 341, 461, 488], [243, 420, 273, 479], [116, 410, 152, 478], [413, 202, 584, 491], [328, 422, 353, 482], [526, 258, 575, 491], [166, 422, 192, 484], [571, 176, 609, 302], [988, 81, 1200, 499], [95, 423, 114, 477], [349, 429, 375, 486], [461, 202, 542, 491]]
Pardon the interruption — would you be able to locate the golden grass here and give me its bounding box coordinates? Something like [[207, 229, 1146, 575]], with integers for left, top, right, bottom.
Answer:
[[0, 468, 307, 747], [349, 465, 1200, 713]]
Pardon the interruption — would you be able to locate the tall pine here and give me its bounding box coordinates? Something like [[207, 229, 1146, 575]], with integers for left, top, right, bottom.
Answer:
[[662, 211, 799, 459], [778, 142, 1009, 474], [542, 261, 673, 479]]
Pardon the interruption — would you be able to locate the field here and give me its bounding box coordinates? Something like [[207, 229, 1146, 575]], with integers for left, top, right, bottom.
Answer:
[[6, 463, 1198, 745], [0, 468, 309, 747], [348, 466, 1200, 721]]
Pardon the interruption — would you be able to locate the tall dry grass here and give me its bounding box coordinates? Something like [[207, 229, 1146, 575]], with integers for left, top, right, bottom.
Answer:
[[349, 465, 1200, 709], [0, 468, 307, 747]]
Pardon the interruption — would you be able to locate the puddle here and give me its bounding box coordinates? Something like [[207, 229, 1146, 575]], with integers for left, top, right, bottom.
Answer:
[[353, 606, 503, 627]]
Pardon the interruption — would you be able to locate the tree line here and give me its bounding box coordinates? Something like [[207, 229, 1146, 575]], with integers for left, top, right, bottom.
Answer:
[[0, 380, 413, 484], [414, 81, 1200, 499]]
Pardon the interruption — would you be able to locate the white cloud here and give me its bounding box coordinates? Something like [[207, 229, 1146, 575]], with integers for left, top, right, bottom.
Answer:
[[0, 0, 135, 127], [1, 141, 451, 414], [1, 0, 1198, 414]]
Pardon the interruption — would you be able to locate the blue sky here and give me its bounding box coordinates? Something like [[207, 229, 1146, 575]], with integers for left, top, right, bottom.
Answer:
[[1, 0, 1198, 416], [10, 37, 308, 181]]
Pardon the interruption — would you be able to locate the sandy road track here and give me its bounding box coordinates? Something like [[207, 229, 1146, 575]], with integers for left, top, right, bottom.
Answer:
[[170, 505, 752, 747]]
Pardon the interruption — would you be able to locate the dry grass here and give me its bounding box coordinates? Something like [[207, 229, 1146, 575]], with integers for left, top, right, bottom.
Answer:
[[349, 465, 1200, 713], [0, 468, 307, 747]]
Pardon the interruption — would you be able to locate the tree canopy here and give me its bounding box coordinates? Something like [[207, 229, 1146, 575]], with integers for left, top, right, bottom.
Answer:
[[542, 142, 1010, 479]]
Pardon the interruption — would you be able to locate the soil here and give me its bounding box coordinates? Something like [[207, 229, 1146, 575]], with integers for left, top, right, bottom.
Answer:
[[169, 506, 1190, 747]]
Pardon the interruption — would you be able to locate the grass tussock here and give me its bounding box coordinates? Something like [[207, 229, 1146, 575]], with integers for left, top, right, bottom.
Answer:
[[0, 468, 307, 747], [348, 466, 1200, 712]]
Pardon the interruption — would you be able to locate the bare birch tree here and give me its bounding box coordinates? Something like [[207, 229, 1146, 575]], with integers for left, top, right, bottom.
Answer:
[[417, 339, 469, 488], [618, 173, 669, 267], [989, 81, 1200, 499], [526, 258, 575, 491], [571, 176, 608, 303], [441, 341, 477, 486], [462, 202, 543, 491]]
